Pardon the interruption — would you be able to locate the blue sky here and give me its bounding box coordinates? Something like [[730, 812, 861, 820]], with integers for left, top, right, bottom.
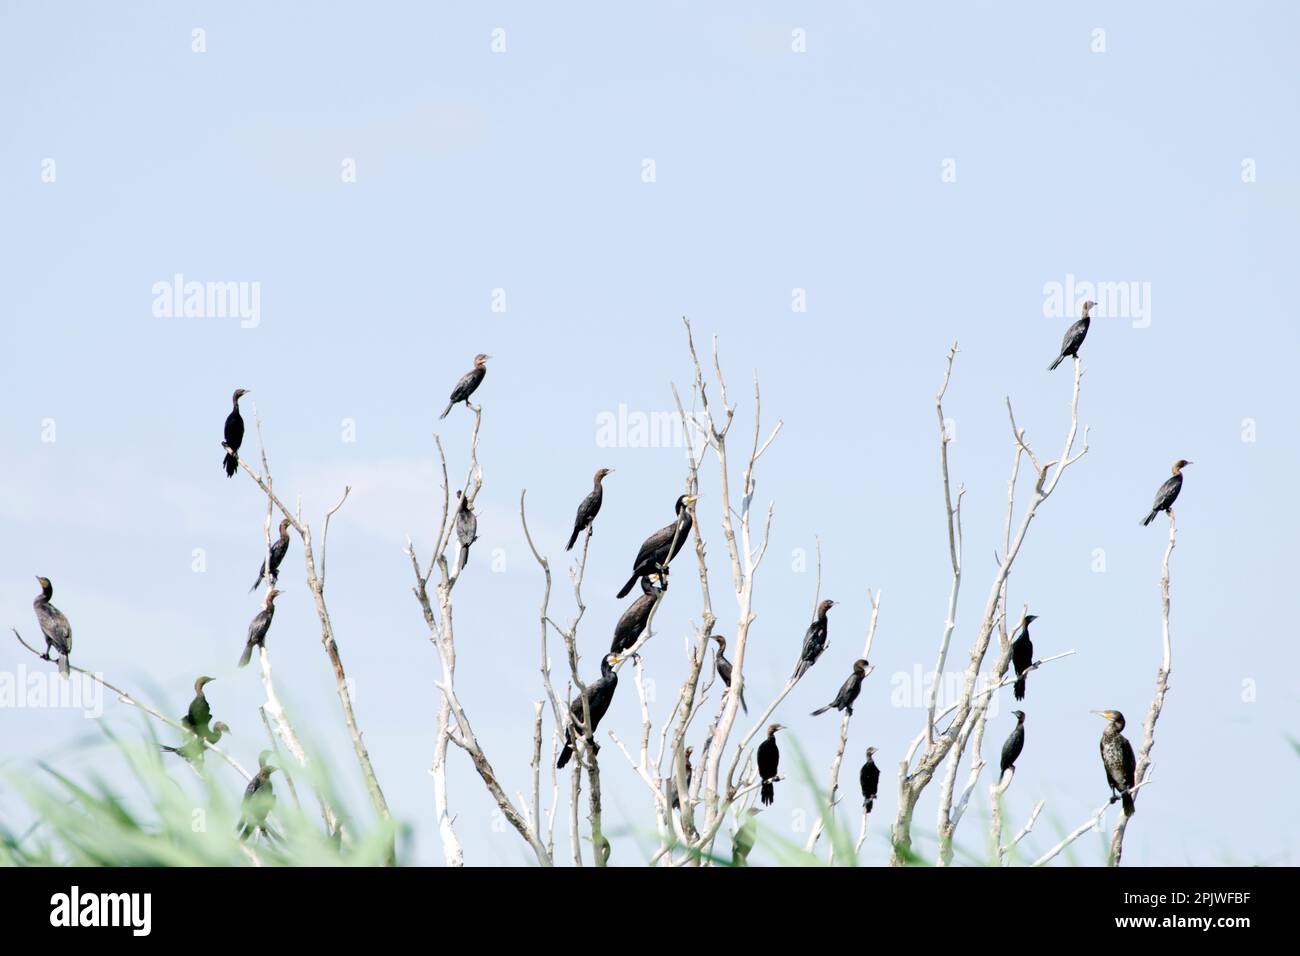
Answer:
[[1, 1, 1296, 865]]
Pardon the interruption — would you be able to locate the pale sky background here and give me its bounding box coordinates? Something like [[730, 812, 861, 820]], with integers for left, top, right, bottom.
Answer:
[[1, 1, 1297, 866]]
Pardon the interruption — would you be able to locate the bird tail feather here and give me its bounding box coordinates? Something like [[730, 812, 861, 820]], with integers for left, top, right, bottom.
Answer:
[[740, 688, 748, 715], [459, 544, 470, 570], [556, 744, 573, 770], [811, 704, 831, 717], [223, 452, 238, 477], [439, 403, 453, 420], [1141, 509, 1158, 526], [565, 527, 579, 551], [616, 572, 639, 599], [864, 796, 875, 814], [1013, 676, 1026, 701], [238, 643, 254, 668], [1048, 354, 1064, 371], [1122, 792, 1135, 816], [760, 781, 774, 806]]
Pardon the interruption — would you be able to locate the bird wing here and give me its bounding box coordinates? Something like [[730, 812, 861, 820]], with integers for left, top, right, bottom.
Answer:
[[633, 522, 677, 568], [1152, 474, 1182, 511], [1060, 317, 1088, 353], [1120, 736, 1137, 787]]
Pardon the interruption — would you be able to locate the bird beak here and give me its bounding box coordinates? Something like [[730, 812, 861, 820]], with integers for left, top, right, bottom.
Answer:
[[1090, 710, 1110, 720]]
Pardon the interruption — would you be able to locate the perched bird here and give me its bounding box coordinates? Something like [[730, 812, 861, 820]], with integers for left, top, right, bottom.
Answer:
[[1048, 300, 1095, 371], [181, 675, 217, 734], [859, 747, 880, 812], [557, 654, 621, 769], [711, 635, 748, 714], [614, 494, 698, 598], [237, 751, 278, 841], [566, 468, 613, 551], [222, 388, 249, 478], [1095, 710, 1137, 816], [440, 353, 491, 419], [163, 721, 230, 765], [251, 518, 293, 592], [33, 576, 72, 679], [1000, 710, 1026, 781], [811, 658, 870, 717], [610, 573, 665, 654], [792, 600, 836, 680], [665, 746, 694, 810], [731, 808, 759, 866], [455, 491, 479, 570], [1011, 614, 1038, 701], [757, 724, 783, 807], [1142, 460, 1192, 526], [238, 589, 281, 668]]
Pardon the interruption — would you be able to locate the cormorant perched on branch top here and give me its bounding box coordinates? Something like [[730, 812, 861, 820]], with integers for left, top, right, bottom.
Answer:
[[859, 747, 880, 812], [611, 573, 665, 654], [222, 388, 249, 477], [615, 494, 697, 598], [1142, 460, 1192, 526], [251, 518, 293, 592], [757, 724, 783, 807], [711, 635, 748, 714], [1000, 710, 1026, 781], [566, 468, 613, 551], [557, 653, 622, 769], [792, 600, 835, 680], [455, 491, 478, 569], [1095, 710, 1137, 816], [238, 589, 281, 668], [1048, 300, 1095, 371], [440, 354, 491, 419], [33, 577, 72, 679], [238, 751, 278, 841], [811, 658, 869, 716], [1011, 614, 1038, 701]]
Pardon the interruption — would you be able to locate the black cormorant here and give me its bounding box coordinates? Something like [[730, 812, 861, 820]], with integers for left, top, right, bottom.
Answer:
[[1048, 300, 1095, 371], [237, 751, 278, 841], [711, 635, 748, 714], [757, 723, 783, 806], [811, 658, 869, 716], [792, 600, 835, 680], [222, 388, 249, 478], [557, 653, 621, 769], [614, 494, 697, 598], [251, 518, 292, 591], [859, 747, 880, 812], [1095, 709, 1137, 816], [611, 573, 665, 654], [440, 354, 491, 419], [181, 675, 216, 733], [1000, 710, 1026, 780], [566, 468, 613, 551], [238, 589, 280, 668], [1142, 460, 1191, 526], [33, 576, 72, 679], [455, 490, 478, 569], [1011, 614, 1038, 701]]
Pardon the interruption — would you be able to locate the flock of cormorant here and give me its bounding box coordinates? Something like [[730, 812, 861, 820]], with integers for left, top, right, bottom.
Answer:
[[24, 311, 1185, 855]]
